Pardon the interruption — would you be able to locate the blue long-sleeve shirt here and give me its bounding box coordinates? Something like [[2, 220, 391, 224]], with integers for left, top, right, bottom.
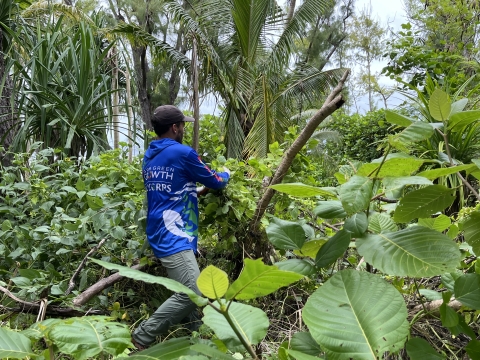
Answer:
[[143, 138, 230, 258]]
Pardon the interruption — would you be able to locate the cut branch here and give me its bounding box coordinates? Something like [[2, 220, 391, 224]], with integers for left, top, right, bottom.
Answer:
[[249, 69, 350, 234]]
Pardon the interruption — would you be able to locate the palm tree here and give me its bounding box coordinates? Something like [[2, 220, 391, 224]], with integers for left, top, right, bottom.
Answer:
[[167, 0, 347, 158]]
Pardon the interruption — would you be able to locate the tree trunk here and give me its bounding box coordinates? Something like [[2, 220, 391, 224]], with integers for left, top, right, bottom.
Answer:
[[192, 37, 200, 152], [0, 28, 17, 167], [132, 45, 152, 131]]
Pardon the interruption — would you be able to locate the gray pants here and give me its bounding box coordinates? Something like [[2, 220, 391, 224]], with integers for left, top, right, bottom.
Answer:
[[132, 250, 202, 346]]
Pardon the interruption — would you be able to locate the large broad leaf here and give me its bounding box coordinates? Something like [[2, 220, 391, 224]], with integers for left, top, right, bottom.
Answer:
[[225, 259, 303, 300], [417, 215, 451, 232], [0, 327, 36, 360], [449, 98, 468, 116], [90, 259, 207, 306], [466, 340, 480, 360], [270, 183, 336, 198], [197, 265, 229, 299], [313, 201, 347, 219], [393, 185, 455, 223], [287, 349, 325, 360], [48, 316, 131, 359], [343, 213, 368, 237], [367, 213, 398, 234], [203, 301, 268, 348], [290, 332, 323, 356], [448, 110, 480, 132], [294, 239, 326, 258], [385, 110, 413, 126], [406, 338, 445, 360], [357, 227, 461, 277], [303, 270, 409, 360], [189, 343, 236, 360], [454, 274, 480, 309], [429, 88, 451, 121], [381, 176, 432, 194], [128, 337, 194, 359], [357, 158, 424, 178], [417, 164, 475, 180], [463, 211, 480, 256], [275, 259, 316, 276], [338, 176, 373, 215], [315, 230, 351, 269], [398, 122, 435, 143], [266, 217, 306, 250]]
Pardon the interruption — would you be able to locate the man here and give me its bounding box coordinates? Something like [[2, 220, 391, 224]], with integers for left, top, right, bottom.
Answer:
[[132, 105, 230, 350]]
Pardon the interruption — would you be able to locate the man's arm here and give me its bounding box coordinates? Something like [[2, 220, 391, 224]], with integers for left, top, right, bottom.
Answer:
[[184, 149, 230, 190]]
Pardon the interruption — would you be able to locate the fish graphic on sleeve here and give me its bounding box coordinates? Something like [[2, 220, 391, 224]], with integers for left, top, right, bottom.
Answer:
[[163, 210, 195, 242]]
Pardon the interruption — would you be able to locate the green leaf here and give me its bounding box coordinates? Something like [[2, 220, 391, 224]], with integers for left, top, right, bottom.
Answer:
[[111, 226, 126, 240], [338, 175, 373, 215], [449, 98, 468, 116], [448, 110, 480, 132], [315, 230, 351, 269], [385, 110, 413, 126], [398, 122, 435, 142], [274, 259, 316, 276], [466, 340, 480, 360], [357, 158, 424, 178], [86, 195, 104, 210], [454, 273, 480, 309], [266, 217, 306, 250], [357, 227, 461, 277], [128, 337, 193, 360], [303, 270, 409, 360], [1, 220, 12, 231], [464, 212, 480, 256], [381, 176, 432, 194], [270, 183, 336, 198], [287, 349, 325, 360], [0, 327, 36, 359], [47, 316, 131, 359], [313, 201, 347, 219], [290, 332, 322, 357], [90, 259, 207, 306], [343, 213, 368, 237], [33, 164, 50, 172], [442, 272, 462, 293], [197, 265, 229, 299], [406, 338, 445, 360], [419, 289, 443, 301], [417, 164, 475, 180], [429, 88, 451, 121], [294, 239, 326, 258], [393, 185, 455, 223], [368, 213, 398, 234], [440, 302, 459, 327], [203, 301, 268, 348], [189, 343, 235, 360], [225, 259, 303, 300], [417, 215, 451, 232]]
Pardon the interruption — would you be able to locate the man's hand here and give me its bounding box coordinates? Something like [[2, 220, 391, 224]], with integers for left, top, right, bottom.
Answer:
[[196, 186, 210, 196]]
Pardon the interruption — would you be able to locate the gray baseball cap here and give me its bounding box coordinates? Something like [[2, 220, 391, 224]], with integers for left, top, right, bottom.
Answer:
[[152, 105, 195, 125]]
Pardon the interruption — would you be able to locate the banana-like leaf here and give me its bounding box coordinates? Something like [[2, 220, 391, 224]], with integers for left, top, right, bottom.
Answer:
[[90, 259, 207, 306], [270, 183, 336, 198], [338, 176, 373, 215], [454, 274, 480, 309], [406, 338, 445, 360], [393, 185, 455, 223], [357, 227, 461, 277], [203, 301, 269, 348], [128, 337, 193, 359], [47, 316, 131, 359], [0, 327, 35, 360], [197, 265, 229, 300], [225, 258, 303, 300], [303, 270, 409, 360]]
